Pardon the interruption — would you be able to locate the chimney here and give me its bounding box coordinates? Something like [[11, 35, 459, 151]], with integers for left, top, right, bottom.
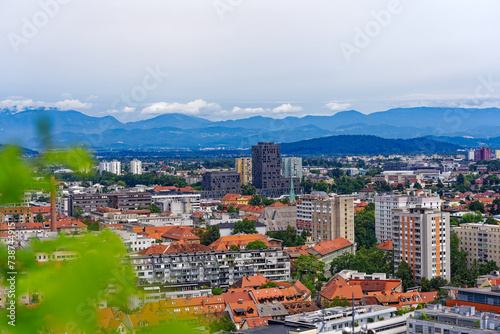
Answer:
[[238, 299, 243, 304], [50, 176, 57, 232]]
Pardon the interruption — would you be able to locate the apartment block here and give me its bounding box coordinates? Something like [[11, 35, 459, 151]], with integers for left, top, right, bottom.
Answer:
[[474, 147, 492, 162], [281, 157, 302, 180], [392, 207, 450, 282], [235, 157, 252, 185], [130, 159, 142, 175], [454, 223, 500, 266], [69, 192, 152, 215], [375, 195, 441, 243], [201, 171, 241, 198], [130, 248, 291, 289], [99, 160, 121, 175], [297, 192, 354, 243]]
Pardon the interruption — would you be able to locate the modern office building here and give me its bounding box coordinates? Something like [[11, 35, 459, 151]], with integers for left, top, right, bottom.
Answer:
[[130, 159, 142, 175], [297, 192, 354, 243], [392, 207, 450, 282], [447, 286, 500, 314], [474, 147, 492, 162], [281, 157, 302, 179], [235, 157, 252, 185], [251, 142, 299, 198], [409, 304, 500, 334], [375, 195, 441, 243], [201, 171, 241, 198], [453, 223, 500, 267]]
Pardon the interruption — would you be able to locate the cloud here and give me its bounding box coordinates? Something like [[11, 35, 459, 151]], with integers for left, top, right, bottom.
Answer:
[[141, 99, 220, 115], [325, 102, 352, 112], [388, 94, 500, 109], [271, 103, 302, 114], [0, 98, 92, 112]]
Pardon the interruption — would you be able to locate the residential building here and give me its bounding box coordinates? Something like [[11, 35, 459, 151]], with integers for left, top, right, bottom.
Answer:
[[305, 237, 355, 267], [410, 304, 500, 334], [392, 207, 450, 282], [375, 194, 441, 243], [258, 202, 296, 232], [496, 149, 500, 160], [209, 233, 277, 251], [131, 243, 291, 288], [68, 192, 152, 215], [474, 147, 492, 161], [281, 157, 302, 179], [468, 149, 476, 161], [285, 305, 409, 334], [236, 157, 252, 185], [298, 193, 354, 243], [218, 221, 267, 237], [252, 142, 299, 198], [130, 159, 142, 175], [201, 171, 241, 198], [454, 223, 500, 267], [220, 193, 253, 206], [99, 160, 121, 175]]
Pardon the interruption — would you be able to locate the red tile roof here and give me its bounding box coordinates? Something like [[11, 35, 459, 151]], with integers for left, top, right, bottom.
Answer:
[[209, 234, 270, 251], [310, 238, 353, 256], [377, 240, 393, 251], [138, 240, 211, 255]]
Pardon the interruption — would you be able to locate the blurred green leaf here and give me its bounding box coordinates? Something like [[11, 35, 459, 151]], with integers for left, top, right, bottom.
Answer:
[[0, 146, 33, 205]]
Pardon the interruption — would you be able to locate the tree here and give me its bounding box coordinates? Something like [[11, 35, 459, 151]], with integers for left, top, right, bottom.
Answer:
[[229, 245, 240, 251], [469, 200, 485, 213], [461, 212, 483, 224], [35, 212, 44, 222], [233, 218, 257, 235], [211, 288, 223, 295], [145, 203, 162, 213], [292, 255, 326, 293], [217, 203, 224, 211], [414, 181, 423, 189], [479, 260, 499, 275], [227, 205, 238, 214], [201, 225, 220, 246], [208, 314, 236, 333], [450, 232, 477, 287], [322, 296, 350, 308], [457, 173, 466, 185], [72, 206, 84, 219], [354, 202, 376, 249], [268, 225, 306, 247], [330, 246, 392, 276], [87, 221, 100, 231], [395, 260, 414, 291], [260, 282, 279, 289], [246, 240, 268, 250], [249, 194, 262, 206], [241, 184, 257, 196], [485, 217, 498, 225]]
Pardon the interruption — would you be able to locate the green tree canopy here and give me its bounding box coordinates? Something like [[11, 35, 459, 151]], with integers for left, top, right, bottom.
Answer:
[[246, 240, 268, 250], [201, 225, 220, 246], [233, 218, 257, 235]]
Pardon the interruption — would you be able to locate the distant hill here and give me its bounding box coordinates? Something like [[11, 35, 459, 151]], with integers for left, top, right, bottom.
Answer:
[[280, 135, 461, 155], [1, 107, 499, 150], [124, 113, 212, 130], [424, 136, 500, 149]]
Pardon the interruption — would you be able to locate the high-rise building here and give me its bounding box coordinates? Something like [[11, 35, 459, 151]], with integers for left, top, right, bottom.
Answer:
[[392, 207, 450, 282], [467, 150, 475, 161], [496, 149, 500, 159], [375, 195, 441, 243], [282, 157, 302, 179], [235, 157, 252, 185], [454, 223, 500, 267], [130, 159, 142, 175], [474, 147, 492, 162], [99, 160, 121, 175], [251, 142, 299, 198], [297, 192, 354, 243]]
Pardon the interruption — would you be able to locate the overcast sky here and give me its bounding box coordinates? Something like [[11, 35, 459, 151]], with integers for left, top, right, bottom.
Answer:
[[1, 0, 500, 122]]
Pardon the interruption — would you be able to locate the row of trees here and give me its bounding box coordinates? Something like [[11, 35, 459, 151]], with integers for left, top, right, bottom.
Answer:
[[267, 226, 308, 247]]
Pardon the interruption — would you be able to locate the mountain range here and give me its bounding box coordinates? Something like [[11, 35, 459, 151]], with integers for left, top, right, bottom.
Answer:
[[1, 107, 499, 151]]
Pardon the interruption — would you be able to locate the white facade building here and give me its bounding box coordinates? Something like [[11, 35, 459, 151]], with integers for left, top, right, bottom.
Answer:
[[375, 195, 441, 243], [99, 160, 121, 175], [130, 159, 142, 175], [282, 157, 303, 179]]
